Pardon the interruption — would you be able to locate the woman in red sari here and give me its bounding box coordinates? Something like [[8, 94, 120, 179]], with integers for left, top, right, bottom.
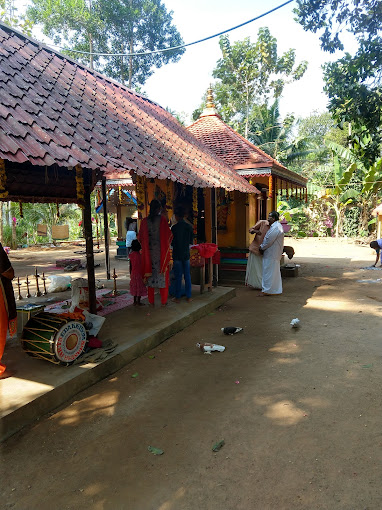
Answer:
[[138, 199, 173, 306], [0, 243, 17, 378]]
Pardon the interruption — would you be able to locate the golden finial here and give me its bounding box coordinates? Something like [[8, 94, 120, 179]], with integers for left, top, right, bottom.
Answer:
[[206, 85, 215, 109], [200, 85, 219, 118]]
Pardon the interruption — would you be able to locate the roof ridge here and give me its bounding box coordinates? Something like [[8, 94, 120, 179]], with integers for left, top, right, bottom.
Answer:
[[188, 113, 288, 172], [0, 22, 161, 109]]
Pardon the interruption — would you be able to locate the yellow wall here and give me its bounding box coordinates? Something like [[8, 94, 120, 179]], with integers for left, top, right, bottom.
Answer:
[[246, 193, 258, 247], [217, 191, 257, 249]]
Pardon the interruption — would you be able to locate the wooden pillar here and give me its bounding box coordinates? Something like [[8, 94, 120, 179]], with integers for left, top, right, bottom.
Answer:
[[211, 188, 217, 244], [211, 188, 218, 286], [116, 203, 123, 238], [83, 171, 97, 314], [101, 176, 110, 280], [0, 201, 3, 244]]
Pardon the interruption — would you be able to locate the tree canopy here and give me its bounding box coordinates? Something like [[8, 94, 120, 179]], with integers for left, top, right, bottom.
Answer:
[[101, 0, 185, 88], [0, 0, 33, 35], [27, 0, 184, 87], [211, 29, 307, 138], [294, 0, 382, 166]]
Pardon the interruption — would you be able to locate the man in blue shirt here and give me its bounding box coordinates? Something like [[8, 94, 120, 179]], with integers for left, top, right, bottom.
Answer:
[[171, 206, 194, 303]]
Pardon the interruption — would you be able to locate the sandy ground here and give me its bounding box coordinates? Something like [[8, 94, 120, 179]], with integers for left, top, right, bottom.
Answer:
[[1, 237, 382, 510]]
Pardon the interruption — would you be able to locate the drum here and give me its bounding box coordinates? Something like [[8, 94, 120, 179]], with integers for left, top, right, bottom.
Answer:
[[21, 312, 87, 366]]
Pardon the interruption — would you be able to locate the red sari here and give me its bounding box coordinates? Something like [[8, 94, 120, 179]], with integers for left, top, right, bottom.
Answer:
[[138, 215, 172, 305], [139, 215, 173, 280], [0, 244, 17, 375]]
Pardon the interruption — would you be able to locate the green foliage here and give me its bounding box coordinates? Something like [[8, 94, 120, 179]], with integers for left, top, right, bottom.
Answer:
[[1, 202, 83, 246], [209, 29, 307, 138], [101, 0, 184, 88], [28, 0, 107, 69], [343, 206, 360, 237], [278, 198, 311, 237], [0, 0, 34, 34], [294, 0, 382, 166], [28, 0, 184, 87], [247, 100, 295, 159]]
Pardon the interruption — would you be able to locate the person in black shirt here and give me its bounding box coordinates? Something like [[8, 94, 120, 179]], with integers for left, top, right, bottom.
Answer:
[[171, 206, 194, 303]]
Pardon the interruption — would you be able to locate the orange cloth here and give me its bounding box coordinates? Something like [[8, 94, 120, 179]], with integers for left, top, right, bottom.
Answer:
[[0, 286, 16, 375], [248, 220, 270, 256], [0, 243, 17, 375], [0, 289, 8, 375]]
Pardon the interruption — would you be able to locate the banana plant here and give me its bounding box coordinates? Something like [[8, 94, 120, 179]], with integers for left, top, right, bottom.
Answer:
[[323, 141, 360, 236], [324, 140, 382, 235]]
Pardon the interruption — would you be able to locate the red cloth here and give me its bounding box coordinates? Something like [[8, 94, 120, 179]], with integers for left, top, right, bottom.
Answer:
[[138, 215, 173, 281], [147, 270, 169, 305], [212, 249, 221, 264], [129, 251, 148, 297], [0, 243, 17, 375], [193, 243, 218, 259], [88, 337, 102, 348]]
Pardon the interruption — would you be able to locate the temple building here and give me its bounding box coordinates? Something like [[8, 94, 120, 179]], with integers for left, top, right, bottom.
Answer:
[[187, 89, 307, 281]]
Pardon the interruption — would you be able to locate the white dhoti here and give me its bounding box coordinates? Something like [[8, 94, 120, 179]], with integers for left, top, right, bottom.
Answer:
[[262, 257, 282, 294], [260, 221, 284, 295], [245, 252, 262, 289]]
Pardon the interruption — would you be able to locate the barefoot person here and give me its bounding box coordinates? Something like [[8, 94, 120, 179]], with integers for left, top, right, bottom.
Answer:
[[0, 243, 17, 378], [171, 206, 194, 303], [138, 199, 173, 307], [258, 211, 284, 296], [370, 240, 382, 267], [245, 219, 270, 289], [128, 239, 147, 306]]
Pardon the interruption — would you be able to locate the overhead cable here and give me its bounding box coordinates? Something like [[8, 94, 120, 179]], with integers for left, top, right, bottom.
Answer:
[[57, 0, 294, 57]]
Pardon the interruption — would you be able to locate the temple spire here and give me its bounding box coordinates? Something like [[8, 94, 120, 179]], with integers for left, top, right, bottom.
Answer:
[[200, 85, 220, 118]]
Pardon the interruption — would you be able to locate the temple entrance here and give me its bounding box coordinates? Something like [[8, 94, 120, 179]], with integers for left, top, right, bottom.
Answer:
[[255, 183, 268, 220]]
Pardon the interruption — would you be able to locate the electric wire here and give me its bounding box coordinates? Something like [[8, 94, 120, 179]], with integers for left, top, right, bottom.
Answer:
[[55, 0, 294, 58]]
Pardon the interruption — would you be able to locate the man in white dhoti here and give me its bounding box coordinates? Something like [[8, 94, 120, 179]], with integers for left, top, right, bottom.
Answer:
[[258, 211, 284, 296]]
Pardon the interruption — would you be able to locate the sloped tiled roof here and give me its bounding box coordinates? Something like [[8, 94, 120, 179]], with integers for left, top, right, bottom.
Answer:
[[0, 24, 257, 193], [187, 110, 307, 187]]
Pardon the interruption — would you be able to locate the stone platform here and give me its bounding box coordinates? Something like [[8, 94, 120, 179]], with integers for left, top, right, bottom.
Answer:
[[0, 286, 235, 442]]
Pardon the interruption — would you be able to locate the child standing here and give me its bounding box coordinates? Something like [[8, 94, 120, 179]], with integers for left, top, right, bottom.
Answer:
[[129, 239, 147, 306]]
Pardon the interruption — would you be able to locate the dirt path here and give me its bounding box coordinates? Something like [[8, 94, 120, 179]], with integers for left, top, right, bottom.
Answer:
[[2, 238, 382, 510]]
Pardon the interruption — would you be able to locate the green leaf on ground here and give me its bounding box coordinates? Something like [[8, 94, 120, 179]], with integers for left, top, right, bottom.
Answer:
[[148, 355, 155, 359], [361, 364, 373, 368], [131, 372, 139, 378], [212, 440, 225, 452], [208, 313, 215, 316], [148, 446, 164, 455]]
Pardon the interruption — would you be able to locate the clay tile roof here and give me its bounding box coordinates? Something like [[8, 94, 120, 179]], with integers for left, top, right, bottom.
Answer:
[[0, 24, 257, 193], [187, 111, 307, 187]]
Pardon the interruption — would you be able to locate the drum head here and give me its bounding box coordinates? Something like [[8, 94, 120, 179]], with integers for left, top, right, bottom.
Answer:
[[54, 321, 87, 363]]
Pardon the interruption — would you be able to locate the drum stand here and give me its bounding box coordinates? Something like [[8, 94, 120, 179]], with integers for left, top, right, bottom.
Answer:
[[25, 275, 31, 298], [16, 277, 23, 300], [41, 273, 48, 295], [112, 268, 119, 296], [34, 267, 42, 297]]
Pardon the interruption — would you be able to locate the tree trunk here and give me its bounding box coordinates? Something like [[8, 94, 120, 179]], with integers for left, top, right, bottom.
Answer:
[[245, 81, 249, 139], [121, 44, 125, 85], [89, 33, 94, 70], [88, 0, 94, 70], [334, 202, 340, 238], [11, 216, 16, 249], [128, 36, 133, 89]]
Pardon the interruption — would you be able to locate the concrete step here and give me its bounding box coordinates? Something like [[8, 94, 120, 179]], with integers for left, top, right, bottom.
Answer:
[[0, 286, 236, 442]]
